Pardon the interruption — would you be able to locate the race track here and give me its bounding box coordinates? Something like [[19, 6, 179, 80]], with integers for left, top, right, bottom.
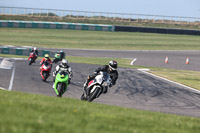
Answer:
[[1, 58, 200, 118], [13, 46, 200, 71]]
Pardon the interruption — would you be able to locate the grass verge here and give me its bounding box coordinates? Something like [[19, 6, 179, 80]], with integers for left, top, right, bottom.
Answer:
[[0, 89, 200, 133], [150, 68, 200, 91], [1, 28, 200, 50]]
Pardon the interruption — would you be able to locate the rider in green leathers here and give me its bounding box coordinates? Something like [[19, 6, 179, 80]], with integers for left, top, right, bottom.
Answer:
[[53, 59, 73, 85]]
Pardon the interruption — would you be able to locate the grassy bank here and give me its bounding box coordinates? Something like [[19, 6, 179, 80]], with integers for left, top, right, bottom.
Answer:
[[1, 28, 200, 50], [0, 90, 200, 133]]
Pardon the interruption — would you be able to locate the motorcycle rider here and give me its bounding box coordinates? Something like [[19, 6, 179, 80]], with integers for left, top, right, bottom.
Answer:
[[30, 47, 38, 56], [40, 54, 52, 74], [83, 60, 118, 95], [59, 50, 65, 60], [53, 59, 73, 84], [29, 47, 38, 62], [57, 50, 65, 60], [40, 54, 52, 65]]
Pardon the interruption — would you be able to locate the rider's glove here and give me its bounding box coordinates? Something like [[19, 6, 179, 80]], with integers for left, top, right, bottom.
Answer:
[[53, 72, 55, 77], [69, 73, 73, 78], [90, 72, 97, 78]]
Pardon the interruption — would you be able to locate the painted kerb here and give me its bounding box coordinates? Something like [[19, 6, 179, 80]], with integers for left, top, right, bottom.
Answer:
[[0, 20, 114, 32]]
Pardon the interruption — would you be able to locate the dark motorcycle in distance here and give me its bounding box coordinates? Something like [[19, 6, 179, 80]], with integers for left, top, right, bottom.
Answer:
[[52, 53, 62, 63], [81, 71, 111, 102]]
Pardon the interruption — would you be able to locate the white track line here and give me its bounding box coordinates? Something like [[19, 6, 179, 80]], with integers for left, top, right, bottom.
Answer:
[[8, 61, 15, 91], [0, 66, 12, 69], [0, 87, 7, 91], [130, 58, 137, 65], [138, 69, 200, 94]]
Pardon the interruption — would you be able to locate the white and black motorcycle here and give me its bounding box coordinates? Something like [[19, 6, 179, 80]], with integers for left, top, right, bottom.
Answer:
[[81, 71, 111, 102]]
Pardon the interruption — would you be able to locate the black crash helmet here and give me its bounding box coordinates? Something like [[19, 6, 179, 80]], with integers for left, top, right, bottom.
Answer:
[[109, 60, 118, 70]]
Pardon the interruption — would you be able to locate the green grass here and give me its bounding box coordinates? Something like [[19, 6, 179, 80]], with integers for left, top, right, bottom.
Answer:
[[0, 90, 200, 133], [150, 68, 200, 91], [1, 28, 200, 50]]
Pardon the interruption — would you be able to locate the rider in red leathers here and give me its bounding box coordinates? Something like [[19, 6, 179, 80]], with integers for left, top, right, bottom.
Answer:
[[31, 47, 38, 56], [40, 54, 52, 65], [40, 54, 52, 73]]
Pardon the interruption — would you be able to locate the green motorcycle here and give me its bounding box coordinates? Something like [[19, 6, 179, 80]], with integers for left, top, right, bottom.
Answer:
[[53, 71, 69, 97]]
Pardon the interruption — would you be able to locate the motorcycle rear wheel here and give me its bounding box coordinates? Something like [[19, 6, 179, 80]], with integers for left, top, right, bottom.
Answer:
[[29, 59, 32, 65]]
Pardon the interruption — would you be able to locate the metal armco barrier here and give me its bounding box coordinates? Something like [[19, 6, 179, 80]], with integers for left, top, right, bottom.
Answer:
[[114, 26, 200, 36], [0, 20, 114, 31], [0, 47, 56, 57]]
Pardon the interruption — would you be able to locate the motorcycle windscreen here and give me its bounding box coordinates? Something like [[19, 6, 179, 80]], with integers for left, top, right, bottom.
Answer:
[[101, 72, 111, 86], [56, 71, 68, 82]]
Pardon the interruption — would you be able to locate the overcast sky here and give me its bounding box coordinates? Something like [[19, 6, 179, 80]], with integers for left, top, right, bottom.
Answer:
[[0, 0, 200, 18]]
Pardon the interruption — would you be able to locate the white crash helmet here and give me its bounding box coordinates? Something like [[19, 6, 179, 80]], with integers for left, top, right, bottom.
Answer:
[[61, 59, 68, 67], [33, 47, 37, 51]]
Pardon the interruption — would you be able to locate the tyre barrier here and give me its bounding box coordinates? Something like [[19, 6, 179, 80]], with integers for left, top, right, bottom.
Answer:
[[1, 20, 199, 35], [114, 26, 200, 36], [0, 47, 56, 57], [0, 20, 114, 32]]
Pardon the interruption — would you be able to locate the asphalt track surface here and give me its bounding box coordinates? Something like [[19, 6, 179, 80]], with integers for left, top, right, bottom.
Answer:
[[62, 49, 200, 71], [8, 46, 200, 71], [1, 58, 200, 118]]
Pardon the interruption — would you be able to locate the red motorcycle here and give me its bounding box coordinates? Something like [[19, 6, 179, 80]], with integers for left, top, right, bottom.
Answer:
[[40, 61, 52, 82], [28, 52, 37, 65]]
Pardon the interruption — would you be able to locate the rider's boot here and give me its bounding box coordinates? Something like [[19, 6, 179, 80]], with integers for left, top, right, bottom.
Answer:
[[52, 72, 56, 82], [68, 78, 71, 84], [83, 81, 89, 96], [83, 83, 87, 94], [102, 87, 108, 94], [52, 83, 55, 88]]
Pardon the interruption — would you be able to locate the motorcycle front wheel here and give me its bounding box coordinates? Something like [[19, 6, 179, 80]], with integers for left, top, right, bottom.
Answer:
[[42, 72, 48, 82], [29, 58, 32, 65], [88, 87, 101, 102], [57, 83, 65, 97]]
